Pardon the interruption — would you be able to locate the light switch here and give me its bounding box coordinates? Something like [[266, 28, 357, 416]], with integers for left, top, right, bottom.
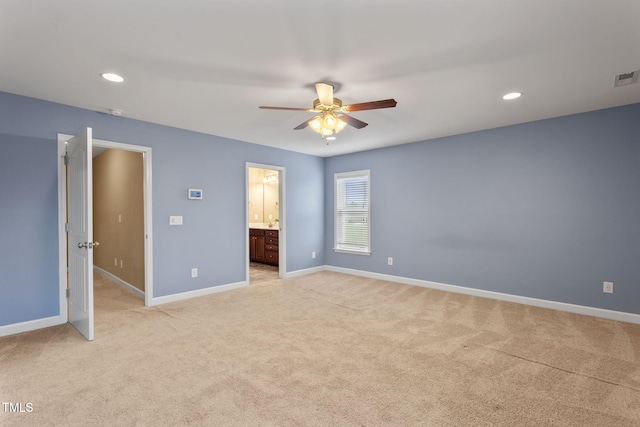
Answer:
[[169, 216, 183, 225]]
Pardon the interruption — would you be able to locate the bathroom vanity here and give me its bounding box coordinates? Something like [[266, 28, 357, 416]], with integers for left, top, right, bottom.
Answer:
[[249, 227, 278, 266]]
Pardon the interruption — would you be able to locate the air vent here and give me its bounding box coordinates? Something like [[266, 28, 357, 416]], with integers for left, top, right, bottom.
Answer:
[[614, 70, 639, 87]]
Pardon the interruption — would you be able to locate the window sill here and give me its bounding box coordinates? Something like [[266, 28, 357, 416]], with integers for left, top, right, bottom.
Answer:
[[333, 248, 371, 256]]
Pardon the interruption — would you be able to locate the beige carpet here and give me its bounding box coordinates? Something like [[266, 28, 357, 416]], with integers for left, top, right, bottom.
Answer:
[[1, 270, 640, 426]]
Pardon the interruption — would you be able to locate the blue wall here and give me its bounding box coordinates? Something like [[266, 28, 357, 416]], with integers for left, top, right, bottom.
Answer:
[[0, 91, 325, 326], [325, 103, 640, 315], [2, 89, 639, 328], [0, 134, 59, 324]]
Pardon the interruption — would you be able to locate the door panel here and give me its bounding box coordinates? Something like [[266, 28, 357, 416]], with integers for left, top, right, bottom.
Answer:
[[67, 128, 94, 341]]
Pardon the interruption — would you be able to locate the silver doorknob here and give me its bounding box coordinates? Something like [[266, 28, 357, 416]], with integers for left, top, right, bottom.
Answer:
[[78, 242, 100, 249]]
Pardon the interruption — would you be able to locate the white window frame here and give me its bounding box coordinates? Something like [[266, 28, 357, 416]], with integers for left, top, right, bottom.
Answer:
[[334, 169, 371, 255]]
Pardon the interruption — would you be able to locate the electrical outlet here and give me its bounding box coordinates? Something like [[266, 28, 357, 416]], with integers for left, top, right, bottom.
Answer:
[[603, 281, 613, 294], [120, 260, 123, 269], [312, 251, 316, 259], [114, 258, 118, 266], [388, 257, 393, 266], [191, 268, 198, 278]]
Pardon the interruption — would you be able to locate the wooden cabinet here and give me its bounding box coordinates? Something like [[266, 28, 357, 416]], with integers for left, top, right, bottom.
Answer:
[[264, 229, 279, 265], [250, 228, 278, 266], [249, 229, 265, 261]]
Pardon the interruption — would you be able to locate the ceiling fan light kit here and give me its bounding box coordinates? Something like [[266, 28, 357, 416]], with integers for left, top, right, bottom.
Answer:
[[259, 82, 397, 141], [309, 112, 347, 137]]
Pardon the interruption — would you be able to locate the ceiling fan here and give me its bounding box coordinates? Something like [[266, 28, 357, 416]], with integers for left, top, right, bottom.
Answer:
[[259, 82, 397, 138]]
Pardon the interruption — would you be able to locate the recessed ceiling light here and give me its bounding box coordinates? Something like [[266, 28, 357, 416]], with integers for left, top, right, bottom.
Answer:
[[101, 72, 125, 83], [502, 92, 522, 100], [326, 136, 336, 141]]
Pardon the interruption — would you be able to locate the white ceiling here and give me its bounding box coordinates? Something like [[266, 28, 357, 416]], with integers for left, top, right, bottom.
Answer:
[[1, 0, 639, 157]]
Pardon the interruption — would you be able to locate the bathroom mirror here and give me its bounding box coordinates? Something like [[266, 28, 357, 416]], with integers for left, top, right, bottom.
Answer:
[[248, 167, 279, 226]]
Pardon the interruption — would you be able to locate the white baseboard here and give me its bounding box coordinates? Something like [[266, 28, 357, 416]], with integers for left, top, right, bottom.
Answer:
[[282, 265, 325, 279], [0, 315, 65, 338], [324, 266, 640, 325], [94, 266, 145, 299], [149, 281, 247, 306]]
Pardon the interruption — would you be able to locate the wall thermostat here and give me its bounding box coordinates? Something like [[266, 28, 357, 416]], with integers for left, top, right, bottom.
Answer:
[[188, 189, 203, 200]]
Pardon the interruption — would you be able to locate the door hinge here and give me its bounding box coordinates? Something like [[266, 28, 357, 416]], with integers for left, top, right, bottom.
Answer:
[[66, 289, 70, 298], [65, 223, 71, 233], [63, 153, 69, 165]]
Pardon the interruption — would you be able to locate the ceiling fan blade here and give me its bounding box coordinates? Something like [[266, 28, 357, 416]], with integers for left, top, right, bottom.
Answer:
[[338, 114, 368, 129], [315, 82, 334, 106], [343, 99, 397, 112], [259, 106, 315, 111], [293, 119, 311, 130]]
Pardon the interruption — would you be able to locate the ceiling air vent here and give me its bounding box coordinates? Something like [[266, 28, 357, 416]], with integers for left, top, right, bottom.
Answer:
[[614, 70, 639, 87]]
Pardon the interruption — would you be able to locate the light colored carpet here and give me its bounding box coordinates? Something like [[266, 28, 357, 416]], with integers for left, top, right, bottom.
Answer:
[[1, 270, 640, 426]]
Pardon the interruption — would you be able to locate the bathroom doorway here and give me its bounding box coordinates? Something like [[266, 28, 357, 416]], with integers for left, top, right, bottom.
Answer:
[[245, 163, 285, 284]]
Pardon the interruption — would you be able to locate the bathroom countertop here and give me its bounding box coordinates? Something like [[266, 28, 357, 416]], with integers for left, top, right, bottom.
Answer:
[[249, 223, 279, 230]]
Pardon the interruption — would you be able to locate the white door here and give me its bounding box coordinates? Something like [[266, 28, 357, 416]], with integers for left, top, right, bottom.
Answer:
[[67, 128, 94, 341]]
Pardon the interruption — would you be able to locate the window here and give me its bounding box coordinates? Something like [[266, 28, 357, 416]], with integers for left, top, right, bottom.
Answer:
[[334, 170, 370, 255]]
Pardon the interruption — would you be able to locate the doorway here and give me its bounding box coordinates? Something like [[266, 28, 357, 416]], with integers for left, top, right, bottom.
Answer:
[[57, 132, 153, 339], [245, 163, 286, 284], [92, 147, 145, 303]]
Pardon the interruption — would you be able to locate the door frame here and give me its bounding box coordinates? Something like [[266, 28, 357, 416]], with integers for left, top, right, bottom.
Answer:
[[58, 134, 154, 320], [245, 162, 286, 281]]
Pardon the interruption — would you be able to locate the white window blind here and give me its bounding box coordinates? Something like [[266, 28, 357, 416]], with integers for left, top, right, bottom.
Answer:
[[334, 170, 370, 254]]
